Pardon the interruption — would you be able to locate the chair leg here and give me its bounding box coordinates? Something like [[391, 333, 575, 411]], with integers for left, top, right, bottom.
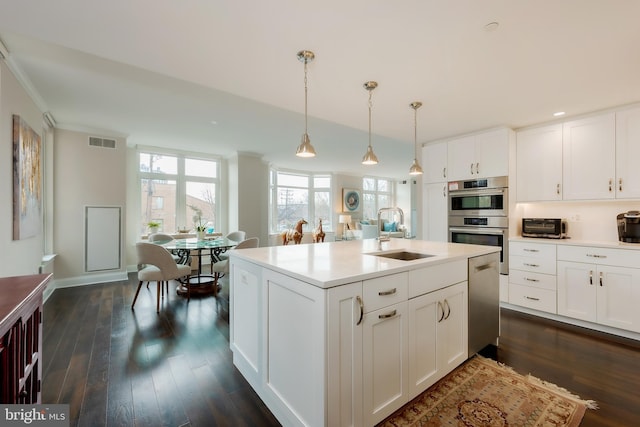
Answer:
[[187, 276, 191, 301], [132, 280, 144, 309], [213, 273, 220, 297], [156, 281, 161, 313]]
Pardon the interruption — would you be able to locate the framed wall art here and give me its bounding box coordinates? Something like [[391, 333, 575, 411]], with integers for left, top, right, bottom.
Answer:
[[13, 114, 42, 240], [342, 188, 361, 213]]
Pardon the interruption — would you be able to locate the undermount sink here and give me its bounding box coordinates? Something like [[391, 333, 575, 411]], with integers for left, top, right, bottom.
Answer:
[[371, 251, 435, 261]]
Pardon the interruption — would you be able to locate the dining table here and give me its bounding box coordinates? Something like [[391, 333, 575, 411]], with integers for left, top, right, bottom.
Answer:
[[160, 237, 237, 297]]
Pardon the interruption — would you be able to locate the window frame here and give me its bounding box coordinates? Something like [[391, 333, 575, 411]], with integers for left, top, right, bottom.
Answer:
[[362, 176, 394, 220]]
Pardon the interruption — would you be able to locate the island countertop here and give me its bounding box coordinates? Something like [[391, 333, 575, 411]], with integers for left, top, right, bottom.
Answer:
[[229, 239, 500, 289]]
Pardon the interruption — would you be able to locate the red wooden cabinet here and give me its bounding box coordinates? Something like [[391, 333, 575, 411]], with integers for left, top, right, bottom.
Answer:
[[0, 274, 51, 403]]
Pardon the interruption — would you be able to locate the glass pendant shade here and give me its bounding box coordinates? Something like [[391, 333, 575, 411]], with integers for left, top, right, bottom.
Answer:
[[296, 133, 316, 157], [362, 145, 378, 165]]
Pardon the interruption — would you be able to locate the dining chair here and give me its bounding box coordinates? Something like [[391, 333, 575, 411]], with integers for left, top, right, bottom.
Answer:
[[218, 230, 248, 262], [211, 237, 259, 296], [133, 242, 192, 312]]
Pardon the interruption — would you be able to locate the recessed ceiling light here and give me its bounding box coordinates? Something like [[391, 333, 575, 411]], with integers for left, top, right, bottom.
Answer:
[[553, 111, 565, 117], [210, 120, 218, 125], [484, 22, 499, 32]]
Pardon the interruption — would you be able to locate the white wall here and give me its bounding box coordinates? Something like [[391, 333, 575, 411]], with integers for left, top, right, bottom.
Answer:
[[229, 152, 269, 245], [0, 61, 46, 277]]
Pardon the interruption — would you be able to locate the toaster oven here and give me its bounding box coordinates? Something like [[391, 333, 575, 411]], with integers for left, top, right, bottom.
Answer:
[[522, 218, 567, 239]]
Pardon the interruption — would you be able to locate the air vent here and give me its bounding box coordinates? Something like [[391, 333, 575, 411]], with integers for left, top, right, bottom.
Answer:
[[89, 136, 116, 149]]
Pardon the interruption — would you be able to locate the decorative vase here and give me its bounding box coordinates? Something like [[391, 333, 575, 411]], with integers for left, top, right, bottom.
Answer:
[[197, 231, 205, 241], [149, 226, 159, 235]]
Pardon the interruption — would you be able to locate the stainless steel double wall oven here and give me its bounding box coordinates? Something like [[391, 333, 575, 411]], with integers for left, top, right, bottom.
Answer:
[[448, 176, 509, 275]]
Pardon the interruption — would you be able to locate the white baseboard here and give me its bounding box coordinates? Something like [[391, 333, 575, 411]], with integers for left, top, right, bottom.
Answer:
[[44, 271, 129, 303]]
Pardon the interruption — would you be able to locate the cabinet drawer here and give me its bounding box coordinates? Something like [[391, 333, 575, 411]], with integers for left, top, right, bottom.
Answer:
[[509, 269, 556, 291], [510, 255, 556, 275], [510, 241, 556, 259], [363, 272, 409, 313], [557, 245, 640, 267], [408, 259, 466, 299], [508, 284, 556, 314]]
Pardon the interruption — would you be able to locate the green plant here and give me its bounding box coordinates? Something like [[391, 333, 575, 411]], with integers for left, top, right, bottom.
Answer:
[[189, 205, 207, 232], [147, 221, 160, 228]]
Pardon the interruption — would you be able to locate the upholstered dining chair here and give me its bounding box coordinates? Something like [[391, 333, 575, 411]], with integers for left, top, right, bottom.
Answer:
[[218, 230, 248, 262], [133, 242, 191, 312], [211, 237, 259, 296]]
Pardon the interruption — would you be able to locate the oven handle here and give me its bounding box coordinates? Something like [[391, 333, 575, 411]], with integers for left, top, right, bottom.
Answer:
[[448, 188, 505, 197], [449, 227, 506, 236]]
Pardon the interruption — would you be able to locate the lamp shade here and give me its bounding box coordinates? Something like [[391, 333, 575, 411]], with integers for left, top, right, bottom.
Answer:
[[339, 214, 352, 224]]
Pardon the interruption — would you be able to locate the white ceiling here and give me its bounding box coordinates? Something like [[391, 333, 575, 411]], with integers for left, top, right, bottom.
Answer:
[[1, 0, 640, 179]]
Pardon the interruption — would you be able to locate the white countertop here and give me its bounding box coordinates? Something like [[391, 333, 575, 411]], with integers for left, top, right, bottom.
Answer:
[[230, 239, 500, 288], [510, 236, 640, 251]]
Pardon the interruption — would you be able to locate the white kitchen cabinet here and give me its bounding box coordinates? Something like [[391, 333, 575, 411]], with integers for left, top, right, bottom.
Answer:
[[615, 106, 640, 199], [508, 241, 557, 314], [515, 124, 563, 202], [447, 128, 510, 181], [557, 245, 640, 332], [422, 182, 448, 242], [407, 281, 467, 398], [562, 113, 616, 200], [422, 141, 448, 184]]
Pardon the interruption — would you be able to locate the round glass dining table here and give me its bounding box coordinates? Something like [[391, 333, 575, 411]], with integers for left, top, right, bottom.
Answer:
[[159, 237, 237, 296]]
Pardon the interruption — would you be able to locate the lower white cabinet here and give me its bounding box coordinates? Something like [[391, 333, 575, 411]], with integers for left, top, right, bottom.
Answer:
[[407, 281, 468, 398], [508, 241, 557, 314]]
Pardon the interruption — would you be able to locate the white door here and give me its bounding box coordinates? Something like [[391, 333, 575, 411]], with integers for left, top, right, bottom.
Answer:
[[596, 265, 640, 333], [615, 107, 640, 199], [437, 282, 468, 372], [422, 141, 448, 184], [327, 282, 363, 427], [447, 135, 476, 181], [423, 183, 448, 242], [557, 261, 597, 322], [562, 113, 616, 200], [474, 128, 509, 179], [516, 124, 563, 201], [362, 301, 409, 426], [407, 290, 440, 397]]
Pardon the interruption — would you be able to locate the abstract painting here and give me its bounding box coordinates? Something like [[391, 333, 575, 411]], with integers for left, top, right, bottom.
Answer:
[[13, 114, 42, 240], [342, 188, 361, 213]]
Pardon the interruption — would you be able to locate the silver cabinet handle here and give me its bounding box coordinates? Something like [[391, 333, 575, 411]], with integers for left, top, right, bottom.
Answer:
[[589, 270, 593, 285], [557, 183, 561, 195], [442, 167, 446, 178], [525, 296, 540, 301], [524, 277, 539, 282], [609, 178, 613, 192], [437, 301, 445, 322], [378, 288, 397, 296], [476, 162, 480, 175], [586, 254, 607, 259], [470, 163, 474, 174], [442, 184, 446, 198], [379, 309, 397, 320], [599, 271, 603, 287], [619, 178, 623, 192], [443, 299, 451, 320], [474, 262, 495, 272], [523, 263, 539, 268], [523, 248, 539, 252], [356, 296, 364, 326]]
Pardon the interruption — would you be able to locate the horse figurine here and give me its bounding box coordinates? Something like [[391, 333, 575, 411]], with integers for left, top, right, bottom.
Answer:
[[281, 219, 307, 245], [312, 219, 326, 243]]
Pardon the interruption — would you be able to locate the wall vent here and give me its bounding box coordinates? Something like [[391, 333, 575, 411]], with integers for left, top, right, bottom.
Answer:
[[89, 136, 117, 149]]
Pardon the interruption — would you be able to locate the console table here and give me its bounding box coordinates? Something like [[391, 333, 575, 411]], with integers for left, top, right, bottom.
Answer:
[[0, 273, 51, 403]]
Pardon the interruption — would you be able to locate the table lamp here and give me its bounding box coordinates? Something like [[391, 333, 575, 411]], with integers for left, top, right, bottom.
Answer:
[[339, 214, 352, 240]]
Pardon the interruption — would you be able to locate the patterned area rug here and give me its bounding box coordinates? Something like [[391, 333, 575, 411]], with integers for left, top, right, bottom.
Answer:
[[379, 355, 597, 427]]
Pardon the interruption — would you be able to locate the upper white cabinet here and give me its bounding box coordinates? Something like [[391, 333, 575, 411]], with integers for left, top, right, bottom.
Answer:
[[422, 141, 448, 184], [562, 113, 616, 200], [447, 128, 510, 181], [422, 183, 448, 242], [515, 124, 563, 202], [615, 106, 640, 199]]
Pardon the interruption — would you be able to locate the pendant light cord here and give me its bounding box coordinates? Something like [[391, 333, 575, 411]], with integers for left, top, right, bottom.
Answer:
[[368, 89, 373, 148], [304, 60, 308, 134]]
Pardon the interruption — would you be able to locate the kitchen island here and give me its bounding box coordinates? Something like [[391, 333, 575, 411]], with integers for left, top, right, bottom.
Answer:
[[228, 239, 500, 427]]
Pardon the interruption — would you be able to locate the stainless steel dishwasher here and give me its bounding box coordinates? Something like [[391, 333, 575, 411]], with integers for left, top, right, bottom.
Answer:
[[468, 252, 500, 357]]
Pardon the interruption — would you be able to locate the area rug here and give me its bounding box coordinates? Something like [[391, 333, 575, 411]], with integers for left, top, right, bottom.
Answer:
[[379, 355, 597, 427]]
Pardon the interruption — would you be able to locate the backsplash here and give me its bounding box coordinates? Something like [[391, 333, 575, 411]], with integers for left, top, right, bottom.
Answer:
[[514, 201, 640, 242]]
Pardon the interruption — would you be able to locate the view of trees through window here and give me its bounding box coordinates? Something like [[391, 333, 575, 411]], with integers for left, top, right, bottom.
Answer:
[[271, 170, 332, 233], [363, 177, 392, 220], [139, 152, 219, 235]]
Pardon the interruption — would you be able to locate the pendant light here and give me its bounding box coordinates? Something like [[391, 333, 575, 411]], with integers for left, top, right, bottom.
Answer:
[[362, 81, 379, 165], [408, 101, 424, 175], [295, 50, 317, 157]]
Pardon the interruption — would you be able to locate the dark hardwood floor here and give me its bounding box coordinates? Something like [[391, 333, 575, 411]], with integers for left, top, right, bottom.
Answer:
[[43, 274, 640, 426]]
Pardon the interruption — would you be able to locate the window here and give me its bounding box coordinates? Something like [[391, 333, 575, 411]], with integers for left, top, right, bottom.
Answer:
[[270, 170, 332, 233], [139, 150, 220, 235], [362, 176, 393, 220]]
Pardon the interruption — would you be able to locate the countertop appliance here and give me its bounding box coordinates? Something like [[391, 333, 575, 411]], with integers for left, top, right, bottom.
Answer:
[[617, 211, 640, 243], [522, 218, 567, 239], [448, 176, 509, 275], [468, 252, 500, 357]]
